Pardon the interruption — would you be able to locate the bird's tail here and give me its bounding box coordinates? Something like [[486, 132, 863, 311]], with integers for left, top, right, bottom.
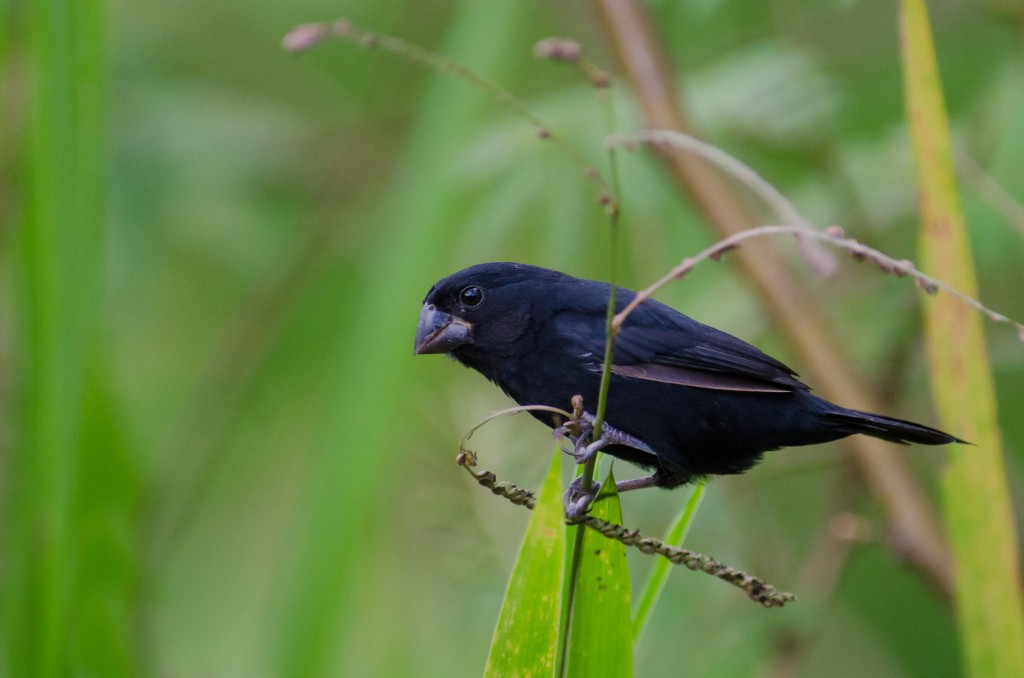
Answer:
[[825, 408, 966, 446]]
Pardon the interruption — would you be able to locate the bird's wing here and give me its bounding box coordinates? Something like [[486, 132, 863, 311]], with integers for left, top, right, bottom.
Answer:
[[614, 300, 809, 392], [554, 290, 809, 393], [548, 281, 809, 393], [608, 361, 798, 393]]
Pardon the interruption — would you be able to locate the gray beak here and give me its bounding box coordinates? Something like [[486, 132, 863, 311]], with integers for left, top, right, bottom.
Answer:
[[414, 303, 472, 355]]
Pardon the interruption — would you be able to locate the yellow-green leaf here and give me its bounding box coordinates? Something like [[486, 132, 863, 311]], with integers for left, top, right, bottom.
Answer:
[[485, 450, 565, 678], [900, 1, 1024, 675]]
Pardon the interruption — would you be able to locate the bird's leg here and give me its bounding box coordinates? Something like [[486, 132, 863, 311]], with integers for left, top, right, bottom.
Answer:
[[575, 414, 656, 462], [614, 475, 661, 493]]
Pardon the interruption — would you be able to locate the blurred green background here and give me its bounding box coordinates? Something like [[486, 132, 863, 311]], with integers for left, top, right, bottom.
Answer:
[[2, 0, 1023, 675]]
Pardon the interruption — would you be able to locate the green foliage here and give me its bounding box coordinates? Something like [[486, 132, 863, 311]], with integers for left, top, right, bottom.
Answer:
[[564, 474, 632, 677], [7, 0, 140, 675], [269, 6, 546, 676], [3, 0, 1022, 676], [485, 451, 565, 677]]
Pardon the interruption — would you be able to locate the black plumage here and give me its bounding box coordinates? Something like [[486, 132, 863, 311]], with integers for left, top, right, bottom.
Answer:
[[414, 262, 961, 493]]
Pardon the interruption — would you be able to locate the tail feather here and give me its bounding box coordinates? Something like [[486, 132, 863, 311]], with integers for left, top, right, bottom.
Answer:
[[826, 408, 966, 446]]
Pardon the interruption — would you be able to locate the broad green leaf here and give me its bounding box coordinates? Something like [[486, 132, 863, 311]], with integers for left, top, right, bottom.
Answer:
[[485, 450, 566, 678], [900, 2, 1024, 676], [566, 472, 633, 678]]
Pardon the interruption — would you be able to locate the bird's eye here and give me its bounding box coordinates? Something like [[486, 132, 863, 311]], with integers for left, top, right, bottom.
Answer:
[[459, 285, 483, 308]]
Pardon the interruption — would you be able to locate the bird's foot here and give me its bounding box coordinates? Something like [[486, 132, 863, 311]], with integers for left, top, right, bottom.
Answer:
[[552, 417, 593, 462], [553, 421, 608, 464], [563, 475, 665, 520], [553, 412, 656, 464], [551, 394, 588, 442], [564, 475, 600, 520]]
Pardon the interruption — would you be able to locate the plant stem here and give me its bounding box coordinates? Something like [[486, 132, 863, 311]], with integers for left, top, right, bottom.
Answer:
[[557, 134, 625, 677]]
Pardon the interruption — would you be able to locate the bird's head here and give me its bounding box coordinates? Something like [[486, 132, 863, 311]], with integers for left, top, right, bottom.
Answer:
[[414, 262, 566, 362]]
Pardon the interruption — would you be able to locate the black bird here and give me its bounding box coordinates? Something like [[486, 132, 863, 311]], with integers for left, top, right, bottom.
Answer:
[[414, 262, 961, 514]]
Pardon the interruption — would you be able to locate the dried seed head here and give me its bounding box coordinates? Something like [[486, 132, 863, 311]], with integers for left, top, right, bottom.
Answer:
[[915, 277, 939, 295], [894, 259, 914, 277], [674, 259, 695, 279], [709, 243, 739, 261], [282, 23, 328, 53], [590, 69, 611, 88], [534, 37, 581, 62]]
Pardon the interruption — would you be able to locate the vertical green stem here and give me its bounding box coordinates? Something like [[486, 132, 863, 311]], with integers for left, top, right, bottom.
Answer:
[[557, 136, 624, 676]]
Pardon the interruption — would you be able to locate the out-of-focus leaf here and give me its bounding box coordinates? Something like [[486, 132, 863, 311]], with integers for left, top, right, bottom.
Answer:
[[269, 5, 543, 676], [632, 482, 705, 643], [690, 43, 842, 145], [900, 1, 1024, 676], [9, 0, 120, 675], [566, 472, 632, 677], [485, 450, 565, 677], [73, 371, 141, 677]]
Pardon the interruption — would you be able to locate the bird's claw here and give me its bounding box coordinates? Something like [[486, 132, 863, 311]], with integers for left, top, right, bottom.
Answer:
[[552, 421, 588, 445], [554, 424, 607, 464], [552, 408, 592, 439], [553, 411, 655, 465], [573, 434, 608, 464], [564, 475, 599, 519]]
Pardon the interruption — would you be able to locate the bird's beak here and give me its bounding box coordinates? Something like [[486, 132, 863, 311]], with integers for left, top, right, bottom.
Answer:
[[414, 303, 472, 355]]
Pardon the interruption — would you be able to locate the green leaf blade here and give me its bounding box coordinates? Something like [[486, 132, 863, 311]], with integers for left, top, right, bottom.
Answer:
[[485, 450, 566, 678], [566, 472, 633, 678]]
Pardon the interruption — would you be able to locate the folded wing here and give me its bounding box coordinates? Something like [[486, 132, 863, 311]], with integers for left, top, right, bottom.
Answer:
[[563, 292, 809, 394]]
